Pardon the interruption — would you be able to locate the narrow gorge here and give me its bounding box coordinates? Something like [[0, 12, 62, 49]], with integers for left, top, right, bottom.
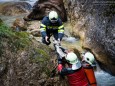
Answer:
[[0, 0, 115, 86]]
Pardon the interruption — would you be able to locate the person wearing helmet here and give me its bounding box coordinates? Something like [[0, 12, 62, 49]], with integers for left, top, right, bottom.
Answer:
[[57, 51, 89, 86], [40, 11, 64, 45], [82, 52, 96, 66], [82, 52, 97, 86]]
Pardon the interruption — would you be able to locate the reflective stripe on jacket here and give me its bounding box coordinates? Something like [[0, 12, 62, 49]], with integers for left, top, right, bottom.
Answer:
[[40, 16, 64, 38]]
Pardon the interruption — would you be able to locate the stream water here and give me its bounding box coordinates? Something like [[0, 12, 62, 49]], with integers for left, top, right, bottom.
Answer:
[[63, 37, 115, 86], [0, 0, 115, 86], [0, 0, 37, 6]]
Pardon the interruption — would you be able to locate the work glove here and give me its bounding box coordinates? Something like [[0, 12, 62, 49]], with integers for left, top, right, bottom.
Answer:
[[53, 39, 61, 46], [57, 64, 63, 72], [45, 36, 49, 43], [57, 39, 61, 44]]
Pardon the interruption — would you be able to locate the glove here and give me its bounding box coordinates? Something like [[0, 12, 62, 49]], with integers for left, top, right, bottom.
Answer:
[[45, 36, 49, 43], [58, 39, 60, 43], [57, 64, 63, 72], [57, 39, 61, 46]]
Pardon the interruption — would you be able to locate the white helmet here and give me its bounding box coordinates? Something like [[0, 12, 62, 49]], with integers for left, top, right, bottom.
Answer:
[[84, 52, 95, 65], [66, 52, 78, 64], [48, 11, 58, 23]]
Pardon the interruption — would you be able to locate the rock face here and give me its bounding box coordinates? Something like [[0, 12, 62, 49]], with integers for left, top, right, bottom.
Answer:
[[26, 21, 41, 37], [11, 18, 41, 37], [0, 26, 68, 86], [65, 0, 115, 75], [0, 2, 32, 16], [25, 0, 67, 22]]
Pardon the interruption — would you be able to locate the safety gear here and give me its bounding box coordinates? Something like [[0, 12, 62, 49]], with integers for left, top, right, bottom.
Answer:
[[83, 63, 97, 86], [72, 61, 81, 70], [49, 11, 58, 23], [84, 52, 95, 65], [67, 67, 89, 86], [57, 38, 60, 43], [66, 52, 78, 64], [53, 39, 61, 46], [54, 42, 65, 58], [40, 16, 64, 39], [57, 64, 63, 72], [45, 36, 49, 43]]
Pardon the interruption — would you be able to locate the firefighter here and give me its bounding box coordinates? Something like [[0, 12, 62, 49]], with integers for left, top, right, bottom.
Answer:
[[82, 52, 97, 86], [40, 11, 64, 45], [57, 52, 89, 86]]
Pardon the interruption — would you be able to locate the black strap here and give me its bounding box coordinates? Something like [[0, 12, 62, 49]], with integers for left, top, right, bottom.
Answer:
[[90, 82, 97, 85]]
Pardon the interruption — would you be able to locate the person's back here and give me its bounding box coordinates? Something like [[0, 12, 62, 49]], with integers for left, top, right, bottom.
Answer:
[[57, 51, 89, 86], [66, 67, 89, 86]]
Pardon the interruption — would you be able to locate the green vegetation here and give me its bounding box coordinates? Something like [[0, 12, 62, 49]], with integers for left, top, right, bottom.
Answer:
[[12, 32, 31, 50], [0, 23, 14, 39], [30, 48, 50, 63], [0, 23, 31, 56], [0, 22, 53, 79], [29, 46, 51, 77]]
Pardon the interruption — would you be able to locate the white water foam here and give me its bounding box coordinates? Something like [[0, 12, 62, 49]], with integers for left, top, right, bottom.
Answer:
[[63, 37, 78, 43], [95, 71, 115, 86]]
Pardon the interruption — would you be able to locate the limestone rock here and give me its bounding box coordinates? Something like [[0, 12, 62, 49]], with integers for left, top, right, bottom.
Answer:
[[11, 18, 27, 31], [65, 0, 115, 75], [27, 21, 41, 37], [0, 2, 32, 16], [24, 0, 67, 22]]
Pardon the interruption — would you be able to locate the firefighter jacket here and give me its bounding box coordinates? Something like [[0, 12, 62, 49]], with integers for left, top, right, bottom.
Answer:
[[40, 16, 64, 39]]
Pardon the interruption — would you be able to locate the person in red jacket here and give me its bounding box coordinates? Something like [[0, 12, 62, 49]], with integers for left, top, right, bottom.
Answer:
[[57, 50, 89, 86]]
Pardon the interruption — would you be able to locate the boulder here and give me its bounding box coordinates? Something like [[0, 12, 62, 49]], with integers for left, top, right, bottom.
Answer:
[[24, 0, 67, 22], [11, 18, 27, 31], [0, 2, 32, 16], [26, 21, 41, 37], [65, 0, 115, 75]]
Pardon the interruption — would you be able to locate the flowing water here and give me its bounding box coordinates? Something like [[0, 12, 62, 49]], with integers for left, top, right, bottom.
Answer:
[[0, 0, 38, 26], [0, 13, 28, 26], [63, 37, 115, 86], [0, 0, 37, 6], [62, 22, 115, 86], [0, 0, 115, 86]]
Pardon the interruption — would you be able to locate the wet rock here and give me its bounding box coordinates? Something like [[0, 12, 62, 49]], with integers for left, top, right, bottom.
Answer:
[[72, 17, 87, 40], [0, 37, 69, 86], [0, 27, 69, 85], [0, 64, 6, 77], [11, 19, 41, 37], [0, 2, 32, 16], [26, 21, 41, 37], [24, 0, 67, 22], [11, 18, 27, 31], [65, 0, 115, 75]]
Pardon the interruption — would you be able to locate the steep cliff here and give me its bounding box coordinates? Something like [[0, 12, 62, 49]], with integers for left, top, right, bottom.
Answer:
[[0, 23, 68, 86], [65, 0, 115, 75]]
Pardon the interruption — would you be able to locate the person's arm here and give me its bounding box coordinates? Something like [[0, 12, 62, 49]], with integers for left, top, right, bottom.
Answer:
[[60, 67, 76, 75], [58, 19, 64, 40], [57, 64, 77, 76], [40, 17, 47, 38]]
